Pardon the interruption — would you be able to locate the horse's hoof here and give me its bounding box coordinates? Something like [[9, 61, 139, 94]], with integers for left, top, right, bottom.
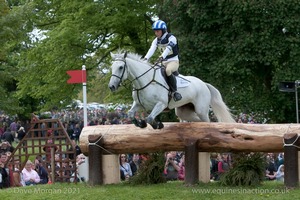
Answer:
[[131, 118, 140, 127], [150, 123, 158, 129], [157, 122, 164, 129], [139, 120, 147, 128]]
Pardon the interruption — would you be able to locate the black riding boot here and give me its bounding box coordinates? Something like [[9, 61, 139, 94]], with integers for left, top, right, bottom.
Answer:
[[166, 74, 182, 101]]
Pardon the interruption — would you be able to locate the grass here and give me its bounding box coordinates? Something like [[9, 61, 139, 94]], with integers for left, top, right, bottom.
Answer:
[[1, 181, 298, 200]]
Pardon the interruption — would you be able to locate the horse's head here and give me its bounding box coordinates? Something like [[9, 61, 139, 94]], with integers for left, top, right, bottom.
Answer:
[[108, 52, 128, 92]]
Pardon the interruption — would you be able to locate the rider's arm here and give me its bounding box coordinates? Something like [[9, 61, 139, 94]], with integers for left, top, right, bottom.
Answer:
[[161, 35, 177, 59], [144, 38, 158, 60]]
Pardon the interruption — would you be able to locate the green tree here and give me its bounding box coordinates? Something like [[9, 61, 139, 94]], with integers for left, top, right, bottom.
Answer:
[[164, 0, 300, 122], [0, 0, 32, 115], [0, 0, 158, 114]]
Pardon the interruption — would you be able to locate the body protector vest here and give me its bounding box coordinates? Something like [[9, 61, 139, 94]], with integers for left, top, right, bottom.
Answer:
[[157, 33, 179, 59]]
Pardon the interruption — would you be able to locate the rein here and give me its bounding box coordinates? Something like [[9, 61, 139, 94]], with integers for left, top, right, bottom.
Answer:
[[132, 66, 168, 92]]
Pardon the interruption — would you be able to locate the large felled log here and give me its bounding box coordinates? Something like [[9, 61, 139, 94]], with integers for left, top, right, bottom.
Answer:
[[79, 122, 300, 155]]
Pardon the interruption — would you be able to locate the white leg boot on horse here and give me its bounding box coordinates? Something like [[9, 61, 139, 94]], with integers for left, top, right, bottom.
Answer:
[[166, 74, 182, 101]]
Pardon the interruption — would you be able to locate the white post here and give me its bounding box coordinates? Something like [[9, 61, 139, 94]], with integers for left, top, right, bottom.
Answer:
[[81, 65, 89, 182], [82, 65, 88, 127]]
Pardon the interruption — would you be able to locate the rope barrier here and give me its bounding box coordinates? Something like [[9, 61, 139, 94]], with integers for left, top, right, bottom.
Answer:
[[88, 126, 114, 155], [283, 124, 300, 149]]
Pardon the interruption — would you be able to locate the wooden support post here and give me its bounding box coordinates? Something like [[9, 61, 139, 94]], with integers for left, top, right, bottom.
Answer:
[[284, 133, 299, 188], [198, 152, 210, 183], [102, 155, 120, 184], [88, 135, 103, 185], [184, 140, 198, 185], [51, 147, 55, 183]]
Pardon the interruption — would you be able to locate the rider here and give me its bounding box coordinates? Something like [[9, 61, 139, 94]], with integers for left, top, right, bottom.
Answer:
[[143, 20, 182, 101]]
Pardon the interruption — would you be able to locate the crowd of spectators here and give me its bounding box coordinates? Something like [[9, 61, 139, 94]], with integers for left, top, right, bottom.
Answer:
[[209, 152, 284, 182], [0, 111, 87, 189], [117, 151, 284, 183], [265, 152, 285, 182], [119, 152, 185, 182], [0, 108, 284, 186]]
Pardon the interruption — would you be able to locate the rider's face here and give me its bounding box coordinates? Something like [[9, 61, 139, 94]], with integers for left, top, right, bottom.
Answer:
[[154, 30, 163, 38]]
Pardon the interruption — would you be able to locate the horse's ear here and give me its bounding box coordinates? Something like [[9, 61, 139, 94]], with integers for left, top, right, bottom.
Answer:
[[124, 51, 127, 59], [110, 52, 116, 59]]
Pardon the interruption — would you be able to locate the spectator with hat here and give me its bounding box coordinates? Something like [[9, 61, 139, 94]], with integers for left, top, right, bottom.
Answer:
[[0, 141, 14, 154], [17, 127, 26, 142], [17, 126, 26, 152]]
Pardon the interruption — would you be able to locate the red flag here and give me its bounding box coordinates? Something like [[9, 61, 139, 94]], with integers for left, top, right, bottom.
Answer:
[[67, 70, 86, 84]]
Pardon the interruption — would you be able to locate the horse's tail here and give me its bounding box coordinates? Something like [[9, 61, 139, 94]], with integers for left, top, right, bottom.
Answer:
[[206, 83, 236, 123]]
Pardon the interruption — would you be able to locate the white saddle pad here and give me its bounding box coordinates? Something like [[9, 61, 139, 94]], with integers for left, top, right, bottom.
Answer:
[[176, 75, 190, 88]]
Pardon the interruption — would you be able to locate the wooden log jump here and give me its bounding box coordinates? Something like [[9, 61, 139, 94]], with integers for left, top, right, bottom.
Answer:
[[79, 122, 300, 186], [80, 122, 300, 154]]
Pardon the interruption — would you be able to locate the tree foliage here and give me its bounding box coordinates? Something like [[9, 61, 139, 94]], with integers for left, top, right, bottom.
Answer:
[[1, 0, 158, 114], [129, 152, 166, 185], [164, 0, 300, 122], [0, 0, 31, 115]]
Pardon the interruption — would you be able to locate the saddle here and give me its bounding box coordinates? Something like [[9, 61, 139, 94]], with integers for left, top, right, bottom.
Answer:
[[159, 67, 189, 88]]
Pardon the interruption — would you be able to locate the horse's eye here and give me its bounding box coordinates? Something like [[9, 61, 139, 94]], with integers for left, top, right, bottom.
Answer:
[[119, 66, 124, 70]]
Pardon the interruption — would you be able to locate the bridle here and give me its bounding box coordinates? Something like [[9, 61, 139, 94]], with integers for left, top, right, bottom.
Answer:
[[111, 57, 168, 91], [111, 55, 169, 111], [111, 58, 127, 87]]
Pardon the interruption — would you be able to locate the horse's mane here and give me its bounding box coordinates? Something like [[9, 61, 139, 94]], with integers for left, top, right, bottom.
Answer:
[[127, 52, 144, 62], [114, 50, 144, 63]]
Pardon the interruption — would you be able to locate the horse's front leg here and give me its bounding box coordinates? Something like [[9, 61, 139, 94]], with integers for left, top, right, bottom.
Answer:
[[128, 101, 147, 128], [146, 101, 167, 129], [128, 101, 139, 119]]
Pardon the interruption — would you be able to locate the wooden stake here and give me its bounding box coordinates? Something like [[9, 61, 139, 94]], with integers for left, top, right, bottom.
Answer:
[[184, 140, 198, 185], [284, 133, 299, 188], [88, 135, 103, 185]]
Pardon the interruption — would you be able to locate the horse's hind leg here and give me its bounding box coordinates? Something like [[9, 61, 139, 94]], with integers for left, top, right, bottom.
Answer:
[[194, 105, 210, 122], [175, 107, 202, 122], [176, 106, 210, 122]]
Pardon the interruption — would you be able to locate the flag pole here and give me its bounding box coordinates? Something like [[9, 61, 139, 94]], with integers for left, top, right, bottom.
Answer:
[[82, 65, 88, 127], [66, 66, 89, 182]]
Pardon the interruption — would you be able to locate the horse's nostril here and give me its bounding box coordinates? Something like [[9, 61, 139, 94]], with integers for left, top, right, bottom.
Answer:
[[109, 85, 115, 91]]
